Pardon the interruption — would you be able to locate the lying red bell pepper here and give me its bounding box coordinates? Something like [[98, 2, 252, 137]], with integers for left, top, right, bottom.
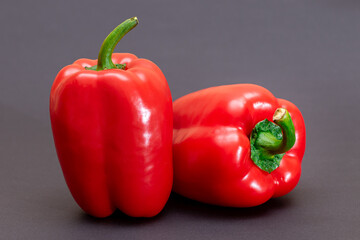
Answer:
[[173, 84, 305, 207], [50, 17, 173, 217]]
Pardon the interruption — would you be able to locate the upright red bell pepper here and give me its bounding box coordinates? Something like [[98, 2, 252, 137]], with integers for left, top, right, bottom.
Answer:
[[50, 17, 173, 217], [173, 84, 305, 207]]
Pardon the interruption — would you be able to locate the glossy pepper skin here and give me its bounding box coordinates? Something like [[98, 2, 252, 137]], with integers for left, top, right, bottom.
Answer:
[[50, 18, 173, 217], [173, 84, 305, 207]]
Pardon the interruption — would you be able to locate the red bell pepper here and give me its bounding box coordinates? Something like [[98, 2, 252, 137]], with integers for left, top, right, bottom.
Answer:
[[50, 17, 173, 217], [173, 84, 305, 207]]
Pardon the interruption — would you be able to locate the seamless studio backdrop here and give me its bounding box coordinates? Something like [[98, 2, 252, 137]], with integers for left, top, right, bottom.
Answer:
[[0, 0, 359, 239]]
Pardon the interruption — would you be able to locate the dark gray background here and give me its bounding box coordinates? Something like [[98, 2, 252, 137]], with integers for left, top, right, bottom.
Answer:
[[1, 0, 359, 239]]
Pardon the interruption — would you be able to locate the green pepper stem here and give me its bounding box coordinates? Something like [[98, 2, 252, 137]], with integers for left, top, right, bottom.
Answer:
[[250, 108, 296, 173], [96, 17, 139, 71], [254, 108, 296, 155], [272, 108, 296, 153]]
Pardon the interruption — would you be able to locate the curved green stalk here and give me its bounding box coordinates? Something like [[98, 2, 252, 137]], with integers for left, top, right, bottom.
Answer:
[[250, 108, 296, 173], [86, 17, 139, 71]]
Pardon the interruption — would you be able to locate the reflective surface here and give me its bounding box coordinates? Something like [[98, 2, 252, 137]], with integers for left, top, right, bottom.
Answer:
[[50, 54, 173, 217], [173, 84, 305, 206]]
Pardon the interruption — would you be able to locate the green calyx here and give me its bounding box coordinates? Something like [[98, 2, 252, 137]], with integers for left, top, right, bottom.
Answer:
[[85, 17, 139, 71], [85, 63, 126, 71], [250, 108, 296, 173]]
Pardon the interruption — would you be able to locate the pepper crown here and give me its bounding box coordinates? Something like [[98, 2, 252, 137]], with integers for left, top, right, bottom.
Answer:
[[250, 108, 296, 173]]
